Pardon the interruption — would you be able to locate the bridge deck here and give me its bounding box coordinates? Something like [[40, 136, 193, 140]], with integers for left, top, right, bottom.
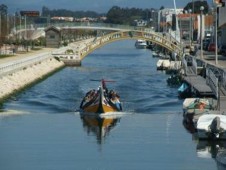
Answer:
[[183, 75, 214, 96]]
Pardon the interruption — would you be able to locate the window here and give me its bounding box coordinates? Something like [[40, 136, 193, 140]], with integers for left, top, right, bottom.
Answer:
[[50, 35, 55, 39]]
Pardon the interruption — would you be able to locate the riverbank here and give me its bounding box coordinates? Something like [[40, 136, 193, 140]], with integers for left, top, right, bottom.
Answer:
[[0, 58, 64, 102], [0, 38, 97, 102]]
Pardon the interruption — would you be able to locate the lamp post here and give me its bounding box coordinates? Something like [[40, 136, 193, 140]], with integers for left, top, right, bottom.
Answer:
[[173, 0, 179, 42], [188, 9, 192, 47], [200, 6, 204, 59], [214, 7, 218, 65], [25, 15, 27, 40], [0, 12, 1, 45]]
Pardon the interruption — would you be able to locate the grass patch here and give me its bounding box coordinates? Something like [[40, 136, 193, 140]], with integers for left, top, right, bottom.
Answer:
[[0, 54, 15, 59]]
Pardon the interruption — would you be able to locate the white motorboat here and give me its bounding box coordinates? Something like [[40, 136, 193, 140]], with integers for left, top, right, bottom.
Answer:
[[197, 114, 226, 139], [135, 39, 147, 49], [156, 59, 170, 70]]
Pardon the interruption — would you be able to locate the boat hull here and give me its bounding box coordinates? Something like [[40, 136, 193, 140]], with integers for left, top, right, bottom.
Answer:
[[83, 102, 119, 114], [80, 82, 122, 114], [197, 130, 226, 140]]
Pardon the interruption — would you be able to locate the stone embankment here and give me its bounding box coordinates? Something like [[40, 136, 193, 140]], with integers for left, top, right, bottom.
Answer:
[[0, 57, 64, 101], [0, 39, 96, 101]]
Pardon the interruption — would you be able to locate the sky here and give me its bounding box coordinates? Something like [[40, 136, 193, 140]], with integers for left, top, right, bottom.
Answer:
[[2, 0, 212, 14]]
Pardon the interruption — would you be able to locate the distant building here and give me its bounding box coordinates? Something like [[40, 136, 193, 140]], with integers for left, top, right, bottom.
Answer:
[[178, 13, 213, 41], [149, 8, 158, 31], [218, 1, 226, 45], [51, 16, 74, 22], [158, 8, 183, 32], [134, 19, 147, 27]]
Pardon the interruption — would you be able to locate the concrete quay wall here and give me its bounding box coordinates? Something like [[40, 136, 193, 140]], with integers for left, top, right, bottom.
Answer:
[[0, 58, 64, 101]]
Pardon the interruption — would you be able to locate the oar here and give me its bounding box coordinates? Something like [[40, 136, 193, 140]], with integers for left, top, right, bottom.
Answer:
[[90, 79, 116, 83]]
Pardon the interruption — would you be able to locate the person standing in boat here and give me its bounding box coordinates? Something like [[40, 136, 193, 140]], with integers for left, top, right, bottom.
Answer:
[[102, 79, 109, 95]]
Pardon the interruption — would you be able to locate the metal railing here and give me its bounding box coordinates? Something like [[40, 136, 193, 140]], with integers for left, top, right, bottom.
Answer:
[[222, 69, 226, 90], [206, 68, 219, 98], [0, 52, 52, 77], [182, 55, 197, 76]]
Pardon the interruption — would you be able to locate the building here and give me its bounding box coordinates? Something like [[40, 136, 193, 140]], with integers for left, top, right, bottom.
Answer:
[[45, 26, 61, 48], [218, 0, 226, 45], [134, 19, 148, 27], [158, 8, 183, 32]]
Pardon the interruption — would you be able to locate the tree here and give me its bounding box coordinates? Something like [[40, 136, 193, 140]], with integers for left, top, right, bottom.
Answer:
[[184, 0, 209, 14], [0, 4, 8, 45], [105, 6, 152, 26], [41, 6, 104, 18], [159, 6, 165, 10]]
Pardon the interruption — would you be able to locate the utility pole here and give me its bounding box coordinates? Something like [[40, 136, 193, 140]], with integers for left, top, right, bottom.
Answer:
[[0, 12, 1, 45], [215, 7, 218, 65], [173, 0, 179, 42], [200, 6, 204, 59]]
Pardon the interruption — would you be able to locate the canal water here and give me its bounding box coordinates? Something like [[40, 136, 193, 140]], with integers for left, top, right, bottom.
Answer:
[[0, 40, 223, 170]]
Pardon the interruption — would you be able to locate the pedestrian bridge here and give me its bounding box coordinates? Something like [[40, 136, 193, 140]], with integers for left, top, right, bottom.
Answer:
[[78, 30, 182, 60], [14, 24, 182, 60]]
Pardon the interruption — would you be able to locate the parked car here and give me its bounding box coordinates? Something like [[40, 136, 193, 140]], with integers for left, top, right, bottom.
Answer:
[[208, 43, 216, 52], [218, 45, 226, 56]]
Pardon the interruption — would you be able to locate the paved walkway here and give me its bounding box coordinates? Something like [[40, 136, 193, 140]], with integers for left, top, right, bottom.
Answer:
[[0, 38, 95, 66], [0, 48, 54, 65], [197, 51, 226, 69]]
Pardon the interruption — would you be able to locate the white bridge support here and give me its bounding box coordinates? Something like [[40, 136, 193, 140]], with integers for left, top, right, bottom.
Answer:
[[79, 30, 182, 60]]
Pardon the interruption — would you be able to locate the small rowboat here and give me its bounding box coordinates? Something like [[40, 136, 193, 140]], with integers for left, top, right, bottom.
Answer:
[[80, 79, 122, 114]]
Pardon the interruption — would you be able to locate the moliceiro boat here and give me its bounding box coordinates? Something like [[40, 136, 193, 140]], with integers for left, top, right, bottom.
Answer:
[[80, 79, 122, 114]]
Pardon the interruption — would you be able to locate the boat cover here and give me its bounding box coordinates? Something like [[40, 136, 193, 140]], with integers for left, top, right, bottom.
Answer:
[[197, 114, 226, 131], [178, 82, 188, 92], [183, 98, 211, 110]]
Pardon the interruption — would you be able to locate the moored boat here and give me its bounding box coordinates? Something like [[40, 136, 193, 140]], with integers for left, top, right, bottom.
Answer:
[[197, 114, 226, 140], [178, 82, 190, 98], [183, 98, 214, 123], [135, 39, 147, 49], [156, 59, 170, 70], [80, 79, 122, 114]]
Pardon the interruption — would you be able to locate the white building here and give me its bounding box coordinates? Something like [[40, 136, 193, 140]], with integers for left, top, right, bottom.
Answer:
[[158, 8, 183, 32], [218, 1, 226, 45], [134, 19, 148, 27]]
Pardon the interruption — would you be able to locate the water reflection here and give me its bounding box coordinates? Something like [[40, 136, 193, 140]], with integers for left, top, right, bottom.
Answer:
[[216, 150, 226, 170], [182, 118, 197, 134], [80, 113, 121, 144], [196, 140, 226, 159], [196, 140, 226, 170], [183, 118, 226, 169]]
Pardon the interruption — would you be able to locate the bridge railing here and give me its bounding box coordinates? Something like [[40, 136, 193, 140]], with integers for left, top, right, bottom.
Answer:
[[15, 22, 155, 33], [222, 69, 226, 90], [192, 56, 198, 75], [182, 57, 188, 75], [78, 30, 182, 60]]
